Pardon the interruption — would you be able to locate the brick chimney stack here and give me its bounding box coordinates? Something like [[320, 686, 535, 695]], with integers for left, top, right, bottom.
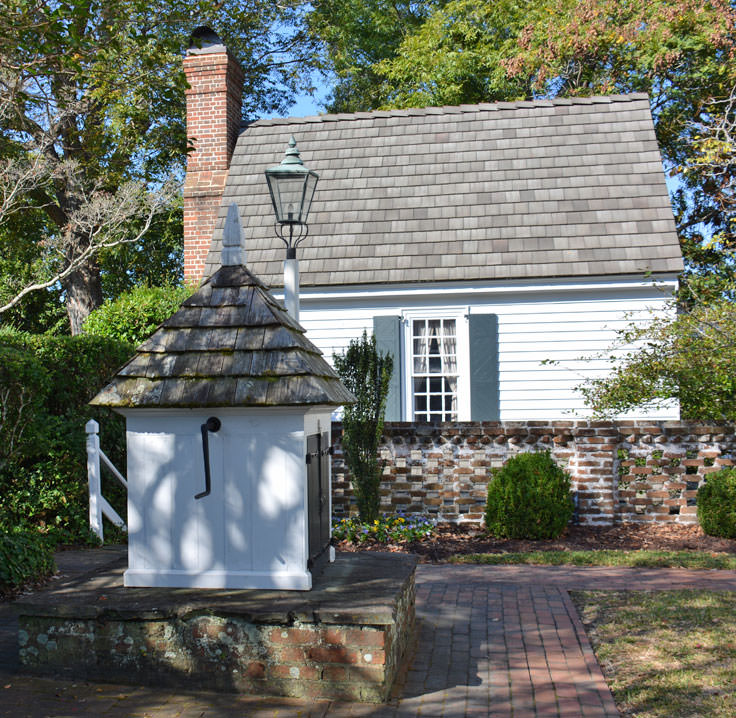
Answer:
[[182, 27, 244, 284]]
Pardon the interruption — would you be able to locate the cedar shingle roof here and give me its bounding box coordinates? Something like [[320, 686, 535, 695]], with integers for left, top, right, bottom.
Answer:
[[90, 264, 355, 408], [204, 94, 683, 286]]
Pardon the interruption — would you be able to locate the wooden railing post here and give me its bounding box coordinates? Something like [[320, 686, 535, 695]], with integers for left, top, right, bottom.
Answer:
[[86, 419, 103, 541]]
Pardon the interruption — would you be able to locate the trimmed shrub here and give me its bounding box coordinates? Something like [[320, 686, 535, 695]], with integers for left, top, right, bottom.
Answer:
[[0, 329, 132, 544], [697, 467, 736, 538], [83, 284, 191, 345], [0, 528, 55, 594], [485, 451, 574, 539]]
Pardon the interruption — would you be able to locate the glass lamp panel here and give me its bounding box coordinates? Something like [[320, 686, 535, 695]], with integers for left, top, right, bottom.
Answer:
[[268, 174, 306, 223], [301, 172, 318, 222]]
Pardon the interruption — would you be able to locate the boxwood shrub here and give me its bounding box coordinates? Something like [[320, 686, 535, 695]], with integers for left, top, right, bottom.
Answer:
[[697, 467, 736, 538], [485, 450, 574, 539]]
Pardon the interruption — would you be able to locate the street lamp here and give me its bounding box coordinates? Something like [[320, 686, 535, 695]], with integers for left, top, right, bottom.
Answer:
[[265, 137, 319, 321]]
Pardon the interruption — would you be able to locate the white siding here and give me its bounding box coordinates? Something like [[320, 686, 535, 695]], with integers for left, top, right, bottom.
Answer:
[[288, 276, 678, 421]]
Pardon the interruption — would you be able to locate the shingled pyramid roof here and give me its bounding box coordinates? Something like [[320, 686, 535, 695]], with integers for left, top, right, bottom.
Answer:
[[90, 264, 355, 409]]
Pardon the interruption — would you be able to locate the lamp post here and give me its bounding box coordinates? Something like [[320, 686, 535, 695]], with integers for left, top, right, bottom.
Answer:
[[265, 136, 319, 321]]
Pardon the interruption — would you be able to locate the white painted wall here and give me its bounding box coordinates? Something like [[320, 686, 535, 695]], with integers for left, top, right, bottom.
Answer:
[[121, 407, 331, 590], [281, 275, 679, 421]]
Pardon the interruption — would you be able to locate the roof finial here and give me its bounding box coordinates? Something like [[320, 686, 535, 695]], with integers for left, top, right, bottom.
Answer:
[[221, 203, 246, 266]]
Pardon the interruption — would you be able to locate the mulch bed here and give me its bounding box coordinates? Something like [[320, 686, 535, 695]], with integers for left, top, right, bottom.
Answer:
[[335, 523, 736, 563]]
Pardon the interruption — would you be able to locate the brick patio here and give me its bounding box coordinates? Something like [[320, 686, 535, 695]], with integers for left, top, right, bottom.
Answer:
[[2, 551, 736, 717]]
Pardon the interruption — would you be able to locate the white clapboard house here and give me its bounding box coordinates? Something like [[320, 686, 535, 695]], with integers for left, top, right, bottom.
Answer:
[[183, 29, 683, 422]]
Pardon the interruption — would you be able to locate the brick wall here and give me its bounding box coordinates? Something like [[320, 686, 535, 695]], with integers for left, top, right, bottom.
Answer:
[[182, 43, 243, 284], [331, 421, 736, 526]]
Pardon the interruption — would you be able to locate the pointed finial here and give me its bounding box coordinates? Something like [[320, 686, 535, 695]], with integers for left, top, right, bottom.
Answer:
[[280, 136, 304, 166], [221, 203, 246, 266]]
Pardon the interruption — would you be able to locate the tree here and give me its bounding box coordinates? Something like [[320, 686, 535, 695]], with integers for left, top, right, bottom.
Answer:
[[577, 292, 736, 421], [0, 0, 315, 333], [333, 331, 393, 523], [307, 0, 445, 112]]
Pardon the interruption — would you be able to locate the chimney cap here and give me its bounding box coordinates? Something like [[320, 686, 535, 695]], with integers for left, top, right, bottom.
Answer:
[[187, 26, 226, 55]]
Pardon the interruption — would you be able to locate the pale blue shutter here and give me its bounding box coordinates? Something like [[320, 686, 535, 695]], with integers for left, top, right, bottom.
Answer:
[[373, 316, 402, 421], [469, 314, 499, 421]]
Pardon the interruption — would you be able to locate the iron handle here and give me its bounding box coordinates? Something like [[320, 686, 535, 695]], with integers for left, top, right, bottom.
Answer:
[[196, 417, 221, 500]]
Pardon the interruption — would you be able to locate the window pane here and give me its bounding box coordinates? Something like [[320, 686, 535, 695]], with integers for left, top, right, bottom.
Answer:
[[411, 316, 459, 422]]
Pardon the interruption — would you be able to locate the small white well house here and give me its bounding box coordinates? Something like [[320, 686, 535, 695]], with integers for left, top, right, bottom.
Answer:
[[91, 248, 354, 590]]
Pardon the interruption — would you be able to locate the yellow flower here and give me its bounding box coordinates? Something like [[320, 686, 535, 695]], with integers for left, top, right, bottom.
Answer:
[[374, 520, 379, 525]]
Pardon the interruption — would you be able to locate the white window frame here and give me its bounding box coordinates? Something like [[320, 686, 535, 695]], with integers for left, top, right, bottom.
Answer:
[[401, 308, 470, 422]]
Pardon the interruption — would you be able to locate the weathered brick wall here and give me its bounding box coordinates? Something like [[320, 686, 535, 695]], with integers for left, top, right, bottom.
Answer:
[[331, 421, 736, 526]]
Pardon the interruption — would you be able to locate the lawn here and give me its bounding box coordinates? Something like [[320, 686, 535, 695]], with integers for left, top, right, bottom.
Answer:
[[450, 549, 736, 569], [571, 590, 736, 717]]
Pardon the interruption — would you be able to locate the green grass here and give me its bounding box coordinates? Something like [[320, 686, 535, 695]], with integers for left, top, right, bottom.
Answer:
[[572, 590, 736, 717], [449, 549, 736, 570]]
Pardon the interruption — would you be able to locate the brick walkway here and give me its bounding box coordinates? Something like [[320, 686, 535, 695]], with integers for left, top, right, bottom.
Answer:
[[2, 555, 736, 717]]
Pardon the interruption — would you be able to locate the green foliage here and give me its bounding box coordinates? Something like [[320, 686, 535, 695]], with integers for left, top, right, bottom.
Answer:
[[83, 284, 191, 346], [332, 513, 436, 544], [697, 467, 736, 539], [578, 294, 736, 420], [0, 528, 55, 593], [0, 342, 48, 471], [307, 0, 443, 112], [333, 330, 393, 523], [0, 329, 132, 544], [485, 451, 574, 539], [0, 0, 317, 330]]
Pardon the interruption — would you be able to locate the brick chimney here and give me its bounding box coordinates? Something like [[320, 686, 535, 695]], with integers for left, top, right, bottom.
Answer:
[[182, 27, 243, 284]]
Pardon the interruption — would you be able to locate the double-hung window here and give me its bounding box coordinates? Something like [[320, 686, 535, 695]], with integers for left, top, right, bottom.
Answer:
[[411, 318, 458, 421]]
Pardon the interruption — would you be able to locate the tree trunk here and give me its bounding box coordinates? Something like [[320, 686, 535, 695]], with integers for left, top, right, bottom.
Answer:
[[63, 259, 103, 335]]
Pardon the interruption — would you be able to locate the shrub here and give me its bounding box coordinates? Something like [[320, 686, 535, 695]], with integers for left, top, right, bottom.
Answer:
[[0, 528, 55, 593], [485, 451, 574, 539], [333, 331, 393, 523], [333, 513, 436, 544], [83, 284, 191, 345], [697, 468, 736, 538], [0, 329, 132, 544]]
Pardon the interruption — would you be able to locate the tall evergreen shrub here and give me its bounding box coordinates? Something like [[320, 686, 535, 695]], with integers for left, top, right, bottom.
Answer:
[[333, 331, 393, 522]]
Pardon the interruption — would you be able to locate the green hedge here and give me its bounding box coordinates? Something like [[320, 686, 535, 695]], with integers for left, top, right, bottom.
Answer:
[[0, 529, 56, 593], [0, 329, 133, 544]]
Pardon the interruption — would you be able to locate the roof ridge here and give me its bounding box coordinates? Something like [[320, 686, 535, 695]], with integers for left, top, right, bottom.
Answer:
[[244, 93, 650, 128]]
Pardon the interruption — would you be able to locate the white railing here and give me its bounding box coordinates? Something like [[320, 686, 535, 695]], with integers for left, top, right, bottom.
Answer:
[[85, 419, 127, 541]]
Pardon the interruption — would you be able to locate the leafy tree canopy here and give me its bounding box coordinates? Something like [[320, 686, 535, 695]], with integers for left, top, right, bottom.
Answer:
[[0, 0, 315, 333]]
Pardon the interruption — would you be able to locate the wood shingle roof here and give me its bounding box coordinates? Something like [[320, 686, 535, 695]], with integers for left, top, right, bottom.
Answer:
[[90, 264, 355, 409], [204, 94, 683, 287]]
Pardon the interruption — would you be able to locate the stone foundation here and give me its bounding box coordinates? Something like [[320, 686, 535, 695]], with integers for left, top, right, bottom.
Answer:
[[16, 553, 416, 703], [332, 420, 736, 526]]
